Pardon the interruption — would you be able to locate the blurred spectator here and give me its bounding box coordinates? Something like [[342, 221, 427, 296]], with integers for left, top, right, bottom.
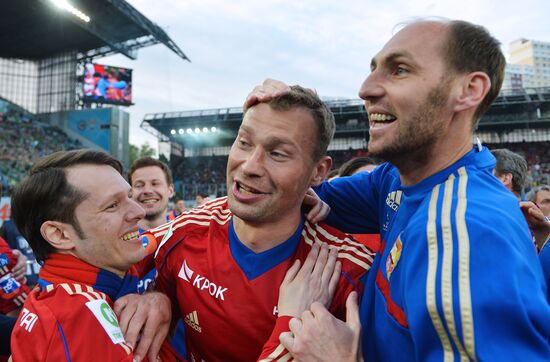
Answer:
[[491, 148, 529, 200], [526, 185, 550, 217], [195, 192, 210, 207]]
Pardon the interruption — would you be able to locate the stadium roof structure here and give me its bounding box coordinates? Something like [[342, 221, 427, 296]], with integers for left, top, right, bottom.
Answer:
[[0, 0, 189, 61], [143, 87, 550, 147]]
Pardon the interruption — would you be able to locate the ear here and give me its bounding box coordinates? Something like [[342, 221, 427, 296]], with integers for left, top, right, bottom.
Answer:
[[453, 71, 491, 113], [501, 173, 513, 190], [310, 156, 332, 186], [40, 221, 77, 251], [495, 172, 513, 191], [169, 184, 175, 198]]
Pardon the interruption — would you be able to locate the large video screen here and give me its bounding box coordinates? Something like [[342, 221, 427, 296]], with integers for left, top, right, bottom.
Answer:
[[81, 63, 133, 106]]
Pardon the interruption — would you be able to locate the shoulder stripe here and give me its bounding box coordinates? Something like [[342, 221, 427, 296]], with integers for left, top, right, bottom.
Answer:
[[198, 196, 228, 210], [85, 285, 107, 301], [456, 167, 476, 360], [305, 222, 376, 263], [441, 175, 469, 360], [302, 230, 371, 270], [58, 283, 99, 302], [426, 184, 453, 361], [153, 209, 230, 239]]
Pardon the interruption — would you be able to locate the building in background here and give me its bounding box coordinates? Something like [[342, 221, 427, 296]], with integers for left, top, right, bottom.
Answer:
[[504, 39, 550, 89]]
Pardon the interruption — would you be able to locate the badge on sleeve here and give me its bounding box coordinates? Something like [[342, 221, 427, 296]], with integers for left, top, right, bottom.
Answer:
[[86, 299, 125, 344], [385, 237, 403, 280]]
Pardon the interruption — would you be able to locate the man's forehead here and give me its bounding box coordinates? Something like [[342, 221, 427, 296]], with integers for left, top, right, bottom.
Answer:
[[67, 164, 128, 195], [374, 21, 448, 62], [132, 166, 166, 181]]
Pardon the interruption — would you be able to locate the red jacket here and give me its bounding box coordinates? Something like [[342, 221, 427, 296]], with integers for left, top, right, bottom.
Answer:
[[10, 254, 138, 361]]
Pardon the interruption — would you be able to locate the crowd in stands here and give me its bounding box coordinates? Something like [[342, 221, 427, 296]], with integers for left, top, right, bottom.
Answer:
[[172, 155, 227, 199], [0, 109, 81, 195], [169, 144, 550, 199]]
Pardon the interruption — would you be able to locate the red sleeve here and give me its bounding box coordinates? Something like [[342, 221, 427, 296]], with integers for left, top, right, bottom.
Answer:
[[257, 316, 293, 361], [11, 287, 135, 361]]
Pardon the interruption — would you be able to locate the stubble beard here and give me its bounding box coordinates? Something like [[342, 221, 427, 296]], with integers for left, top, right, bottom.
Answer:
[[144, 209, 164, 221], [368, 80, 450, 170]]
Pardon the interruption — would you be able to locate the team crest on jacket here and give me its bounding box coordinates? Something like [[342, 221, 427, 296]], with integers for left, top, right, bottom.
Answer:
[[385, 237, 403, 279]]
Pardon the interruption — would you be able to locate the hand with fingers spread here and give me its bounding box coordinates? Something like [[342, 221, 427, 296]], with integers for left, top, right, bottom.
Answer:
[[303, 187, 331, 224], [113, 292, 171, 362], [280, 292, 363, 362], [278, 242, 342, 317], [243, 78, 291, 112]]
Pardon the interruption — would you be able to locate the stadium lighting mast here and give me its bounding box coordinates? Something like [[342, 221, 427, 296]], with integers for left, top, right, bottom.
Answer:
[[49, 0, 91, 23]]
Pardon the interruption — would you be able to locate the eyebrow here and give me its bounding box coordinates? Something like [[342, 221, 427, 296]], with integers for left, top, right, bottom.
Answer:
[[239, 125, 297, 149], [371, 50, 416, 69], [97, 188, 131, 209]]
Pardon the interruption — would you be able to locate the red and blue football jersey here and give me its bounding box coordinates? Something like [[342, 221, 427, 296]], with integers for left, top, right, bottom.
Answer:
[[152, 197, 374, 362]]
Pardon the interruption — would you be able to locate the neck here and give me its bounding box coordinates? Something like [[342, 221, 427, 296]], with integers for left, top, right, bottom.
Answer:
[[232, 211, 302, 253], [397, 117, 473, 186], [57, 250, 128, 278], [139, 211, 167, 230]]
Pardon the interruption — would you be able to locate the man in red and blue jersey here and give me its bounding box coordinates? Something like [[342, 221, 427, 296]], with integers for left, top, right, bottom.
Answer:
[[10, 150, 172, 362], [149, 85, 374, 361]]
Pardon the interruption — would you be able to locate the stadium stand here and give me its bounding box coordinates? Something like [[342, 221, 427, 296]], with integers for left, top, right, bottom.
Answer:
[[146, 90, 550, 201], [0, 98, 82, 195]]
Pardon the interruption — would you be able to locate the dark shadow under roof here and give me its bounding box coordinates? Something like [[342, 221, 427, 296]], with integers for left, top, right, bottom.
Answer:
[[0, 0, 189, 61]]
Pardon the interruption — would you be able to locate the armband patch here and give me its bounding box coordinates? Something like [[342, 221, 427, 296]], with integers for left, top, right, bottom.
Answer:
[[85, 299, 125, 344]]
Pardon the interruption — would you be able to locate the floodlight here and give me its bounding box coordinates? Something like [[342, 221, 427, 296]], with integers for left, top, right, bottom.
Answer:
[[170, 129, 176, 135], [195, 128, 200, 134], [203, 127, 209, 133], [211, 127, 217, 132], [186, 128, 193, 134], [178, 129, 184, 135], [50, 0, 91, 23]]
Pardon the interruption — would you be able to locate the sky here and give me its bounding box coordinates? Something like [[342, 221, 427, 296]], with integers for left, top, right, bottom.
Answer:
[[100, 0, 550, 148]]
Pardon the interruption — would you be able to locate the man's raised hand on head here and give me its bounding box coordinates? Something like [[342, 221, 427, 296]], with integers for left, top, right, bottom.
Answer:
[[243, 79, 291, 112]]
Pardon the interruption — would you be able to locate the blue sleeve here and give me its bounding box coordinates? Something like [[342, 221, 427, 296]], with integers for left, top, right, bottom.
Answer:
[[401, 180, 550, 361], [539, 241, 550, 301], [314, 166, 389, 234]]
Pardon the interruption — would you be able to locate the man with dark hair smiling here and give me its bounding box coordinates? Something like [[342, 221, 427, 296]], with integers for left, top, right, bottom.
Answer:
[[10, 149, 171, 362]]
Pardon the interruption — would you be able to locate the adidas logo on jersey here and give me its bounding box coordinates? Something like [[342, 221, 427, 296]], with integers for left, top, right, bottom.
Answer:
[[185, 310, 202, 333], [178, 259, 229, 300], [385, 190, 403, 212]]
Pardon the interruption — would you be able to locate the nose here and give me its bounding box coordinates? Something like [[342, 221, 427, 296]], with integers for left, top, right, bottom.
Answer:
[[141, 183, 154, 194], [358, 71, 384, 102], [241, 147, 265, 177]]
